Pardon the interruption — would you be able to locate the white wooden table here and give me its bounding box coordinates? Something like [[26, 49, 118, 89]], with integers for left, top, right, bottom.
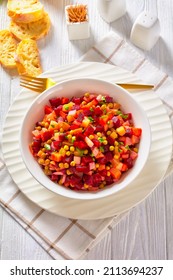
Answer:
[[0, 0, 173, 260]]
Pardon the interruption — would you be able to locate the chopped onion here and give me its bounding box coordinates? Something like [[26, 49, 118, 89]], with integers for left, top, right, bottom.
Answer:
[[68, 109, 76, 116], [96, 95, 102, 101], [73, 156, 81, 164], [53, 171, 64, 175], [85, 136, 94, 148], [61, 174, 66, 184], [92, 147, 99, 157], [89, 162, 95, 170]]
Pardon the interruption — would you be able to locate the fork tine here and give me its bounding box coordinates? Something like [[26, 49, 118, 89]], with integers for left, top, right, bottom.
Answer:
[[20, 81, 44, 89], [20, 79, 44, 86], [20, 79, 45, 87], [20, 76, 46, 86], [20, 75, 47, 82], [20, 75, 47, 92], [20, 83, 44, 93]]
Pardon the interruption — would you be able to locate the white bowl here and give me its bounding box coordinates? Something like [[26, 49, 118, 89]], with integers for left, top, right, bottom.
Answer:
[[20, 78, 151, 200]]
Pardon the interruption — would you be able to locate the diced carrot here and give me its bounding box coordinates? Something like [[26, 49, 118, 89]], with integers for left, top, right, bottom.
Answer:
[[95, 151, 104, 159], [60, 111, 67, 119], [110, 131, 118, 139], [67, 115, 75, 122], [70, 128, 83, 135], [131, 135, 140, 144], [57, 122, 70, 131], [132, 128, 142, 137], [82, 99, 98, 108], [50, 152, 62, 162], [43, 111, 56, 122], [98, 164, 105, 171], [99, 115, 109, 125], [122, 164, 128, 172], [44, 105, 53, 114], [110, 168, 122, 179], [82, 117, 90, 128]]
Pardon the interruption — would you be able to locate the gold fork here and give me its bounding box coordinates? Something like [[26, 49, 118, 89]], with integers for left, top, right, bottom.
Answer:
[[20, 75, 154, 93]]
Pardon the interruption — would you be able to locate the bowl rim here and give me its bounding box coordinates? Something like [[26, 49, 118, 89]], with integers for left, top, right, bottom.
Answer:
[[20, 77, 151, 200]]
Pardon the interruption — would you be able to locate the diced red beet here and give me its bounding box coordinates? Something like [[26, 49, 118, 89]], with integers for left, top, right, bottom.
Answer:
[[104, 151, 113, 161], [75, 165, 90, 173], [83, 109, 93, 116], [97, 157, 107, 164], [107, 136, 115, 145], [125, 128, 133, 137], [32, 139, 41, 148], [61, 97, 69, 104], [49, 97, 61, 108], [81, 156, 93, 164], [76, 133, 85, 141], [84, 125, 95, 136], [44, 105, 53, 114], [71, 97, 81, 104], [126, 113, 132, 120], [105, 96, 113, 103], [63, 155, 73, 163], [51, 174, 59, 181], [95, 125, 104, 132], [94, 106, 103, 116], [31, 146, 40, 154], [77, 112, 84, 122], [99, 169, 107, 177], [72, 104, 80, 110], [74, 141, 88, 149], [75, 181, 84, 190], [41, 130, 54, 141], [59, 134, 66, 141], [103, 145, 109, 152], [93, 173, 102, 185], [70, 124, 80, 130], [92, 139, 101, 148], [112, 116, 121, 128], [54, 105, 63, 116], [123, 157, 133, 169], [92, 116, 99, 124], [69, 174, 82, 186], [83, 174, 93, 186], [51, 141, 61, 150], [105, 176, 114, 185]]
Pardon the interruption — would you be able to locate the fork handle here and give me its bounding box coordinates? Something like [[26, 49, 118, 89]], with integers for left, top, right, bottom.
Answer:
[[116, 83, 154, 90], [47, 78, 56, 88]]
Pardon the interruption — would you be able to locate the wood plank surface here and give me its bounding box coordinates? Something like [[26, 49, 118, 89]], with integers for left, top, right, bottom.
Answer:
[[0, 0, 173, 260]]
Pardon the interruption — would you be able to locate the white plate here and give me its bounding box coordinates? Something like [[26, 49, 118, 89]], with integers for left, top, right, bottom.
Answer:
[[2, 62, 172, 220]]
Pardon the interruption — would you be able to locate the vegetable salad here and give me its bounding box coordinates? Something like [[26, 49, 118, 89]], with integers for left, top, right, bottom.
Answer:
[[30, 93, 142, 191]]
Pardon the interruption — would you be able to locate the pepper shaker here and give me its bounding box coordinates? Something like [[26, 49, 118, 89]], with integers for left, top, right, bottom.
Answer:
[[97, 0, 126, 23]]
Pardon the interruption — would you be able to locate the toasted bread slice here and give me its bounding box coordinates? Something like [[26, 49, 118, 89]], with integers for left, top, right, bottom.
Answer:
[[7, 0, 44, 23], [10, 12, 51, 41], [15, 39, 42, 77], [0, 30, 17, 68]]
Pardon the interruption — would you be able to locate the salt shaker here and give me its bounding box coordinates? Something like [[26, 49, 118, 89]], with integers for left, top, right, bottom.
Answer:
[[130, 11, 160, 51], [97, 0, 126, 23]]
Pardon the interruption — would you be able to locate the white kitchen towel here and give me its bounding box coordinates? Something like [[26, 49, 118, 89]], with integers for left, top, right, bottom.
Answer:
[[0, 31, 173, 260]]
